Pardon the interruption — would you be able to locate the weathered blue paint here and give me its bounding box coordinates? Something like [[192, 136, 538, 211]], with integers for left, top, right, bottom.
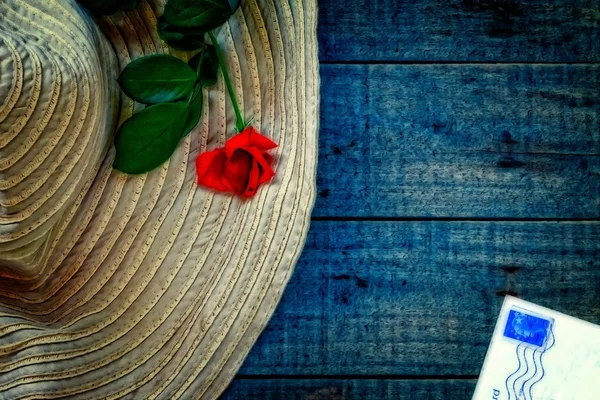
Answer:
[[221, 379, 477, 399], [238, 221, 600, 376], [318, 0, 600, 62], [315, 64, 600, 218]]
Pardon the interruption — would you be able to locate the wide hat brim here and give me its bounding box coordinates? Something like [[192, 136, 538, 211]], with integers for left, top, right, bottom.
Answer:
[[0, 0, 319, 398]]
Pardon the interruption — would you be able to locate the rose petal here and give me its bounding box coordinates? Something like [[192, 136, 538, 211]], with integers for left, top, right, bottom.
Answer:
[[223, 149, 253, 195], [244, 158, 261, 198], [242, 147, 275, 185], [196, 149, 230, 192], [197, 128, 277, 198], [225, 127, 277, 157], [262, 153, 274, 165]]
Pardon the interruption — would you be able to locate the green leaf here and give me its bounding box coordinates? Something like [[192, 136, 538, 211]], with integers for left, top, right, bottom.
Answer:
[[228, 0, 241, 13], [183, 86, 203, 137], [163, 0, 240, 30], [120, 0, 141, 11], [118, 55, 197, 104], [157, 17, 207, 51], [114, 103, 188, 174], [188, 45, 218, 87]]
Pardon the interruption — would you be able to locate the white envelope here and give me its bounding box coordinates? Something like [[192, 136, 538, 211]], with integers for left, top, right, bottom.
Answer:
[[473, 296, 600, 400]]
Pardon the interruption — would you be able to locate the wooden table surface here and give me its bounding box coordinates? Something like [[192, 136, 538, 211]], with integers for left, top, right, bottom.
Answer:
[[221, 1, 600, 398]]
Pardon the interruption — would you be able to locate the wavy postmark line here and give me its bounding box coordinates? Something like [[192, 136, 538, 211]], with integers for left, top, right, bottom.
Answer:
[[506, 343, 527, 400], [524, 325, 556, 399], [505, 324, 556, 400], [513, 343, 538, 398]]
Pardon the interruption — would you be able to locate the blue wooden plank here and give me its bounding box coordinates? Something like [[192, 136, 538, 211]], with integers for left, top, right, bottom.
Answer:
[[318, 0, 600, 62], [221, 379, 477, 400], [315, 64, 600, 218], [238, 221, 600, 375]]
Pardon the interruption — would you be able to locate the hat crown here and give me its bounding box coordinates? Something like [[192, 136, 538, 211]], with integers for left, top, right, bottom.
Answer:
[[0, 0, 118, 279]]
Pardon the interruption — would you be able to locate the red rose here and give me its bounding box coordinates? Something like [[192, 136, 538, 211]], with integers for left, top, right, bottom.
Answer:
[[196, 127, 277, 198]]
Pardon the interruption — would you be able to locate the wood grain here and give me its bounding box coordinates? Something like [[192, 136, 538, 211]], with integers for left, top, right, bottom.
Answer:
[[238, 221, 600, 375], [315, 64, 600, 218], [222, 378, 477, 400], [318, 0, 600, 62]]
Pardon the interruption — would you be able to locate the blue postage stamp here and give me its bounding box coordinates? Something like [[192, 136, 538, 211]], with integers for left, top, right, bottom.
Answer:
[[503, 308, 552, 347], [503, 308, 556, 399]]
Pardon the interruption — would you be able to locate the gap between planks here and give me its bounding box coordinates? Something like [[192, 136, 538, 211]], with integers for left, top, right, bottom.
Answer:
[[234, 374, 479, 380], [320, 61, 600, 66], [311, 217, 600, 222]]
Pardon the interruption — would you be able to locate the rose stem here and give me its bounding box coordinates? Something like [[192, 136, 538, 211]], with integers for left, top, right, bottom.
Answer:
[[208, 31, 245, 133]]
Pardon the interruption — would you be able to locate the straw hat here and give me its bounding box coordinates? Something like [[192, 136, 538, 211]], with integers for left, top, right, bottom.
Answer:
[[0, 0, 318, 398]]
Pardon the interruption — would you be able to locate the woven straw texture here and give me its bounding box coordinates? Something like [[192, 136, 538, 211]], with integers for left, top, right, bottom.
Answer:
[[0, 0, 319, 398]]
